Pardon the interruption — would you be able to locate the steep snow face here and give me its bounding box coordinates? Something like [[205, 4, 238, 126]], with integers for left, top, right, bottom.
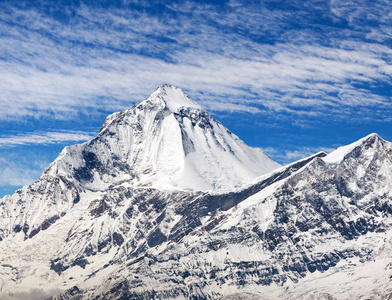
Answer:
[[46, 84, 280, 191]]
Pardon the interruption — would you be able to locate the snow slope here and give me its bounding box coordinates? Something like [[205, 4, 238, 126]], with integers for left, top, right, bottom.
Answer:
[[46, 84, 280, 192], [47, 133, 392, 300]]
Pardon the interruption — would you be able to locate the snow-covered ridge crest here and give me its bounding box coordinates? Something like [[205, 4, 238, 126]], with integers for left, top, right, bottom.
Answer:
[[323, 133, 384, 164]]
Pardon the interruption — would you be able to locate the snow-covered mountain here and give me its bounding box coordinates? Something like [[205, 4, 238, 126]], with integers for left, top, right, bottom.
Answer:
[[1, 86, 392, 300], [46, 84, 280, 192], [0, 85, 280, 298], [0, 85, 279, 245]]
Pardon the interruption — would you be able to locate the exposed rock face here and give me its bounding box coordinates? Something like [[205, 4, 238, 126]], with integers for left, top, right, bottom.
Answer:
[[58, 133, 392, 300], [1, 86, 392, 300]]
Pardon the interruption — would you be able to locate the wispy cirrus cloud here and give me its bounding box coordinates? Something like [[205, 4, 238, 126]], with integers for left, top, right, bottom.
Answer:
[[329, 0, 392, 42], [1, 0, 392, 196], [0, 130, 94, 189], [0, 131, 95, 148], [0, 0, 392, 123], [262, 146, 336, 165], [0, 154, 49, 187]]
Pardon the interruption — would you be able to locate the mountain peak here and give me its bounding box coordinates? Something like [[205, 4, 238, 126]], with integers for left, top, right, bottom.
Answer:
[[361, 132, 382, 143], [100, 85, 202, 133], [323, 133, 385, 164], [140, 84, 202, 113], [48, 85, 280, 191]]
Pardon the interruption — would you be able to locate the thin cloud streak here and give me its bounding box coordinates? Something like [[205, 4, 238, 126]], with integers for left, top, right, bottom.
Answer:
[[0, 1, 391, 122], [0, 131, 95, 148], [262, 146, 336, 165], [1, 42, 391, 120], [0, 155, 50, 187]]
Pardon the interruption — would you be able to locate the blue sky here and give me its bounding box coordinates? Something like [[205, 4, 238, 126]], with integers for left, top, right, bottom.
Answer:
[[1, 0, 392, 197]]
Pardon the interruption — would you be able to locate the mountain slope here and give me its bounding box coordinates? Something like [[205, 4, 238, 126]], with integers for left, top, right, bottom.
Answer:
[[47, 84, 280, 192], [50, 134, 392, 299], [0, 85, 281, 299]]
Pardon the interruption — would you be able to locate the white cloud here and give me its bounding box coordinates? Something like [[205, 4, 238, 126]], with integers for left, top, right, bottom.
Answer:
[[1, 0, 391, 192], [0, 165, 40, 187], [262, 146, 336, 165], [0, 155, 49, 187], [0, 130, 95, 188], [0, 1, 391, 122], [0, 131, 95, 148], [0, 130, 95, 189]]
